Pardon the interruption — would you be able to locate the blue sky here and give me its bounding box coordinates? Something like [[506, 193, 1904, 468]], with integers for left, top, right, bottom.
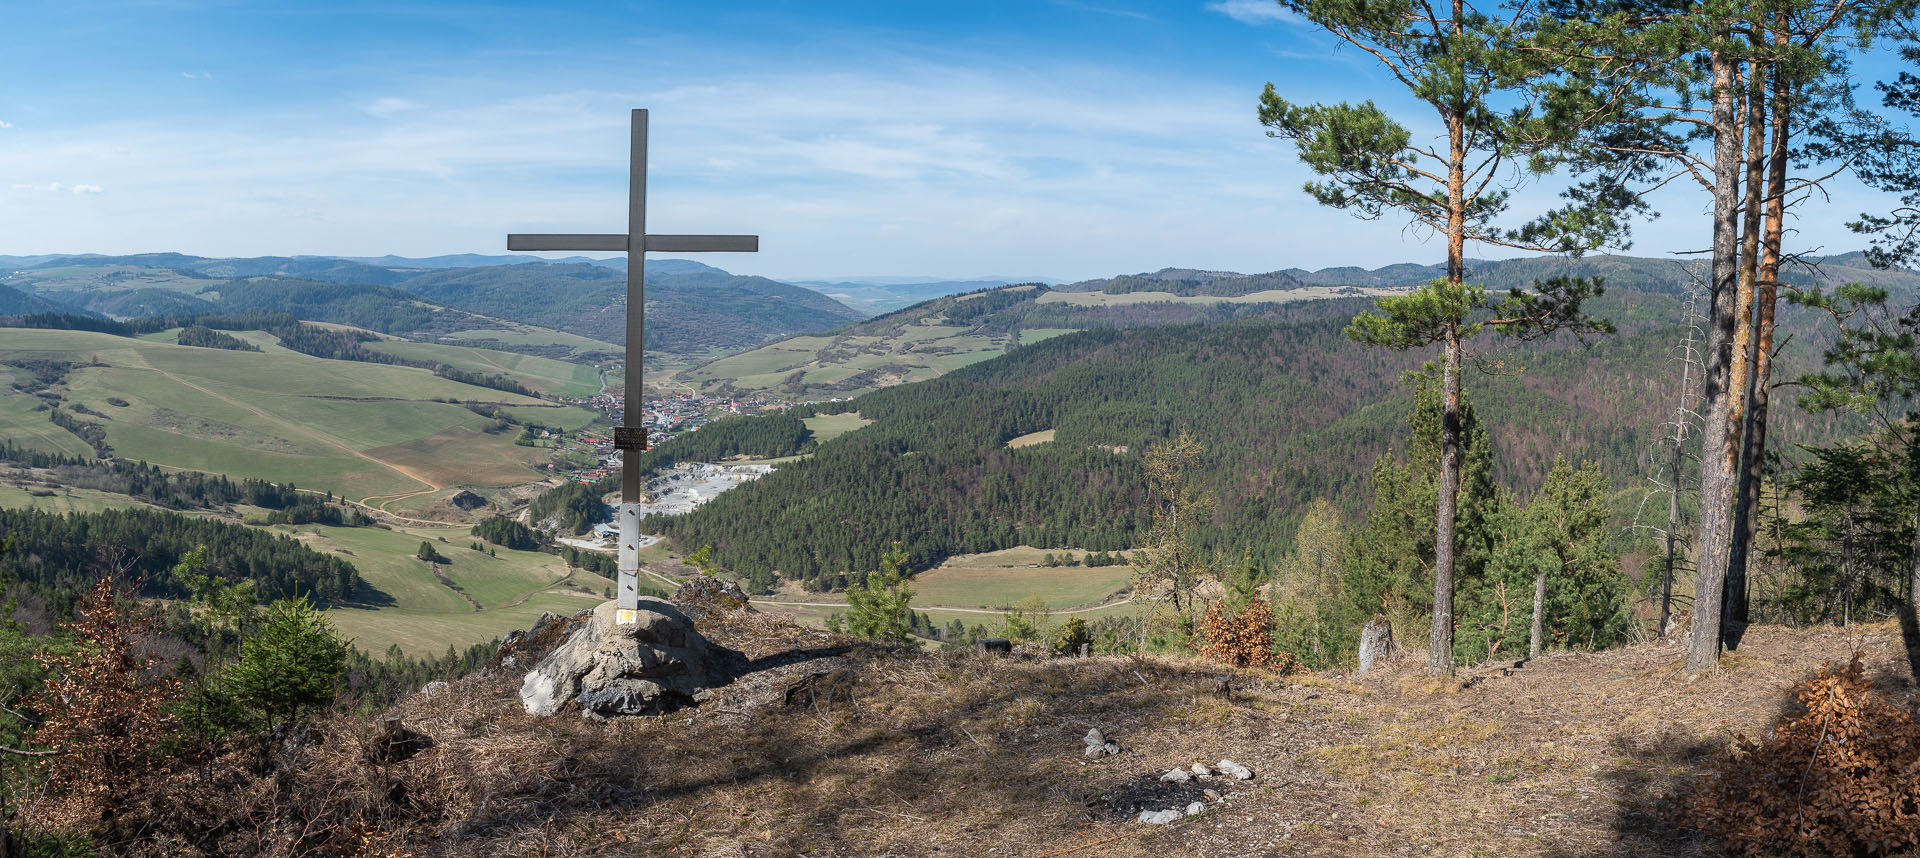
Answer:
[[0, 0, 1909, 281]]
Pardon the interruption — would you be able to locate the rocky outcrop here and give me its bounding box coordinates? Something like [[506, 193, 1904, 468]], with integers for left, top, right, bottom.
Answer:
[[519, 600, 745, 720]]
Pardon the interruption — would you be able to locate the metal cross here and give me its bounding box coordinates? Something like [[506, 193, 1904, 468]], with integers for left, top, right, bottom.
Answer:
[[508, 108, 757, 623]]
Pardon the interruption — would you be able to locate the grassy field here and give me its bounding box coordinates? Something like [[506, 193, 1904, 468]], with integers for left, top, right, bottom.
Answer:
[[1005, 429, 1054, 448], [278, 521, 615, 654], [739, 544, 1136, 634], [0, 482, 161, 515], [0, 329, 597, 507], [0, 369, 93, 457], [0, 476, 607, 655], [439, 326, 621, 360], [677, 319, 1012, 400], [915, 546, 1133, 608], [366, 340, 603, 398], [8, 265, 210, 295], [803, 412, 872, 443]]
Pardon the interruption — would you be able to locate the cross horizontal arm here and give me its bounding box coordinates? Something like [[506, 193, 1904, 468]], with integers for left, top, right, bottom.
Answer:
[[508, 234, 627, 252], [644, 235, 758, 252]]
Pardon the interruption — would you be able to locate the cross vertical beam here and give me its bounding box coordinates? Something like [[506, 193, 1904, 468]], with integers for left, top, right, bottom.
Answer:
[[507, 108, 757, 623], [624, 109, 646, 510]]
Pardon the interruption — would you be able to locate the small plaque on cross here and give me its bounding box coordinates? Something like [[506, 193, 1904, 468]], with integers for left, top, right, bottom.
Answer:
[[613, 426, 648, 451]]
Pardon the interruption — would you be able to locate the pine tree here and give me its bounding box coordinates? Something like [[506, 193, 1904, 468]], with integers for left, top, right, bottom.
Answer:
[[1263, 0, 1624, 678], [844, 543, 915, 643], [221, 598, 349, 731]]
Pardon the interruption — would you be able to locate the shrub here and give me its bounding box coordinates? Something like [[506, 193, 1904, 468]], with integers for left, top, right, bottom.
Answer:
[[23, 579, 181, 826], [1679, 652, 1920, 857], [1051, 616, 1092, 655], [1198, 597, 1301, 672]]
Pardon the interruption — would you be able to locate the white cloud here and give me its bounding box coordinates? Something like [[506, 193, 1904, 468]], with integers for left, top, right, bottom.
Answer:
[[12, 182, 103, 194], [365, 97, 421, 117], [0, 120, 12, 129], [1206, 0, 1298, 25], [182, 71, 211, 80]]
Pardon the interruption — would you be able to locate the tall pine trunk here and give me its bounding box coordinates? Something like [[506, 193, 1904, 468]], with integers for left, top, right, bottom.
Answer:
[[1721, 57, 1767, 648], [1433, 77, 1466, 677], [1731, 40, 1788, 638], [1905, 448, 1920, 679], [1689, 42, 1742, 675]]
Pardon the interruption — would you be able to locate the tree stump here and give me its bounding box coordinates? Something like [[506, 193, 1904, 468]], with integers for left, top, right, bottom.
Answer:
[[1357, 616, 1393, 676]]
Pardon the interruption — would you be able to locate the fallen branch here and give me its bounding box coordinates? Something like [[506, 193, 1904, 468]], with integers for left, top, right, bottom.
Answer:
[[0, 746, 56, 757]]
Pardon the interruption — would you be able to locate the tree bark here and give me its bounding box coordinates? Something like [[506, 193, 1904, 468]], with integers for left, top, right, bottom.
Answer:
[[1689, 41, 1742, 676], [1722, 57, 1767, 649]]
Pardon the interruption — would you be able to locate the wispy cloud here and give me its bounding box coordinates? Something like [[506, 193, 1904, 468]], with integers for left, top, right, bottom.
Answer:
[[182, 71, 211, 80], [365, 97, 421, 117], [1206, 0, 1298, 25], [0, 120, 12, 129], [12, 182, 104, 194], [1055, 1, 1152, 20]]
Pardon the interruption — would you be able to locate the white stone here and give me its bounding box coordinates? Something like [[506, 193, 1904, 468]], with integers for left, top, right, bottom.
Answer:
[[1185, 802, 1206, 816], [1217, 759, 1254, 780], [1138, 809, 1181, 825], [1190, 762, 1213, 777], [1159, 768, 1192, 783]]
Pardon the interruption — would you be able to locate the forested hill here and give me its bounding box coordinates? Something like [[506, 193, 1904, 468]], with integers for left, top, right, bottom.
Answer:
[[677, 281, 1337, 401], [391, 264, 866, 351], [1062, 252, 1920, 299], [651, 292, 1857, 589]]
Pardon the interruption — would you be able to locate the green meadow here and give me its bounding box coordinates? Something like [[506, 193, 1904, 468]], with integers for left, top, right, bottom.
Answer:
[[0, 329, 598, 506], [282, 521, 614, 654], [678, 320, 1012, 399], [366, 340, 604, 399]]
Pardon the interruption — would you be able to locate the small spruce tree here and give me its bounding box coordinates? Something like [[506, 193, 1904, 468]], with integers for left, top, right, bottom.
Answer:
[[844, 542, 915, 643]]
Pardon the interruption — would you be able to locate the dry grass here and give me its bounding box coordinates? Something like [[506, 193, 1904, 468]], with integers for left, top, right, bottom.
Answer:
[[81, 614, 1920, 857]]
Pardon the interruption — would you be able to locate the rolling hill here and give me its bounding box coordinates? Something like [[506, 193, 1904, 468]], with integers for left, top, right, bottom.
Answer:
[[3, 254, 867, 357]]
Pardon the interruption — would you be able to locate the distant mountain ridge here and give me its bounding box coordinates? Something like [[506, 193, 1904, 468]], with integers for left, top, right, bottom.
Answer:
[[3, 254, 863, 354], [1065, 252, 1920, 298]]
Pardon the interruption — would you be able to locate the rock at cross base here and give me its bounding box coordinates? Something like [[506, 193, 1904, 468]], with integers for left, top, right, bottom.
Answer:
[[673, 576, 750, 624], [520, 599, 744, 720], [1357, 615, 1394, 676]]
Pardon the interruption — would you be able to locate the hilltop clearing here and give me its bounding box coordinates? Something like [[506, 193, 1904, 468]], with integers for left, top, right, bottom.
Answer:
[[107, 603, 1912, 856]]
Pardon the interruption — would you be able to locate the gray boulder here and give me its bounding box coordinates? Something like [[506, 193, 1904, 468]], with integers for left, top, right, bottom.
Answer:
[[520, 599, 742, 719], [1138, 809, 1181, 825]]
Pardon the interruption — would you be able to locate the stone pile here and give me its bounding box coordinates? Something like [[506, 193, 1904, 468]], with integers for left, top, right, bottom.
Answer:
[[1082, 728, 1123, 758], [1137, 758, 1255, 824]]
